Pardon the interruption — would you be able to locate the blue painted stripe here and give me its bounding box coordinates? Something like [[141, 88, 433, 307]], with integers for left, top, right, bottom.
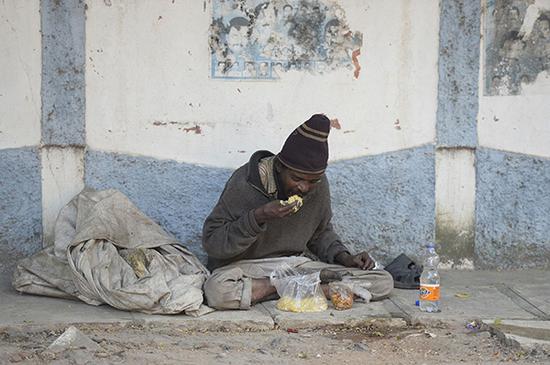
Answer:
[[41, 0, 86, 145], [436, 0, 480, 147]]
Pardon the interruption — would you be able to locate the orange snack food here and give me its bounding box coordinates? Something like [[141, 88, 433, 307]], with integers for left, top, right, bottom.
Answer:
[[329, 283, 354, 310]]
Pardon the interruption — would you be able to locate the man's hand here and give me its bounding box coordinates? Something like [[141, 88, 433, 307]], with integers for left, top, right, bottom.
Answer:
[[254, 200, 299, 224], [336, 251, 375, 270]]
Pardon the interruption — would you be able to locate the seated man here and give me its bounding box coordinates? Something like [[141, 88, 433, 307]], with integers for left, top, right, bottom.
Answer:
[[202, 114, 393, 310]]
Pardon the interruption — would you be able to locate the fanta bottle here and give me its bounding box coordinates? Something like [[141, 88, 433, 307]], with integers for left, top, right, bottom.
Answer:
[[419, 243, 441, 312]]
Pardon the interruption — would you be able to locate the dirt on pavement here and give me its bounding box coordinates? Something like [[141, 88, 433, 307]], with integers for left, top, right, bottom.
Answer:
[[1, 320, 549, 364]]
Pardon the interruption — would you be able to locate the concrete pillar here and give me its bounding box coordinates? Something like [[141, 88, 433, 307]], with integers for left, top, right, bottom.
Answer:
[[435, 148, 475, 269], [40, 0, 86, 246], [435, 0, 481, 268]]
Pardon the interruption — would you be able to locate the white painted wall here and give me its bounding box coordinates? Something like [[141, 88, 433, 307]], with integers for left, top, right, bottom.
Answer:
[[478, 1, 550, 158], [0, 0, 41, 149], [478, 95, 550, 158], [86, 0, 439, 168]]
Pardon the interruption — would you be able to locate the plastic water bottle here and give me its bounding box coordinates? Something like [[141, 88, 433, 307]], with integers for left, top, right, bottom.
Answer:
[[419, 243, 441, 312]]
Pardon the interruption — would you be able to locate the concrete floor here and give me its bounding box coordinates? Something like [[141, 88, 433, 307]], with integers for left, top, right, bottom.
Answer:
[[1, 267, 549, 351]]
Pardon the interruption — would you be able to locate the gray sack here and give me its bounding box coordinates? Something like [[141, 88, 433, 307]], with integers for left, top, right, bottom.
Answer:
[[12, 188, 213, 316]]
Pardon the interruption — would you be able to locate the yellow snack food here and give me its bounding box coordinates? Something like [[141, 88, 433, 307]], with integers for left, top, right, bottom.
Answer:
[[276, 296, 328, 312], [280, 195, 304, 213]]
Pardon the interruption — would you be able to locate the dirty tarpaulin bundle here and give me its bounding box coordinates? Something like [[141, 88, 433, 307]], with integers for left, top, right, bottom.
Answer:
[[12, 188, 213, 316]]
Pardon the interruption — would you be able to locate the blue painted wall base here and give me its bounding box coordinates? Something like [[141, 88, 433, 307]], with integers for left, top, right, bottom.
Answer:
[[476, 148, 550, 269], [86, 146, 435, 265], [0, 147, 42, 255]]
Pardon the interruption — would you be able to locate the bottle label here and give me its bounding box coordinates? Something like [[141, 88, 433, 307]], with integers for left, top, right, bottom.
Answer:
[[419, 284, 440, 301]]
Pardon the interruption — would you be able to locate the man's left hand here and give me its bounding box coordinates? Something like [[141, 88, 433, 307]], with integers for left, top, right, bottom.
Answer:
[[336, 251, 375, 270]]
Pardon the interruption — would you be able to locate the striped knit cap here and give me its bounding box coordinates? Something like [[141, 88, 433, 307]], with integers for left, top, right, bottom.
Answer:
[[277, 114, 330, 174]]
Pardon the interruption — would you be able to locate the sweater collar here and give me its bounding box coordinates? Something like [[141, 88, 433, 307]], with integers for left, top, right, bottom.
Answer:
[[247, 150, 287, 200], [247, 150, 275, 196]]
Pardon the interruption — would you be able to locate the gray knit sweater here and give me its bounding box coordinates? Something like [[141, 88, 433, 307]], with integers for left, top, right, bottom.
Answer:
[[202, 150, 349, 271]]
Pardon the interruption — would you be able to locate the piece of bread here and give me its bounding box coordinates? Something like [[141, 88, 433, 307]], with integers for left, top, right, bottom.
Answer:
[[280, 194, 303, 213]]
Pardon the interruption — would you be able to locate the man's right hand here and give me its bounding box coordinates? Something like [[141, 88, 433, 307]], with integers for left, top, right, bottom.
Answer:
[[254, 200, 298, 224]]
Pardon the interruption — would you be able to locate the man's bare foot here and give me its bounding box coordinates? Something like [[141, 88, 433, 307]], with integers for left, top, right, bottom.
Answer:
[[321, 283, 330, 298], [251, 278, 278, 303]]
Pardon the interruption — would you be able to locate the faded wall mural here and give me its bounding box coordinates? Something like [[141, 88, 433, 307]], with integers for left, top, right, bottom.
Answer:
[[209, 0, 363, 80], [485, 0, 550, 95]]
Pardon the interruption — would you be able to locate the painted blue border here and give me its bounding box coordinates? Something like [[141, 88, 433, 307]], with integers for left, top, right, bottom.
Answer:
[[436, 0, 480, 147], [41, 0, 86, 145]]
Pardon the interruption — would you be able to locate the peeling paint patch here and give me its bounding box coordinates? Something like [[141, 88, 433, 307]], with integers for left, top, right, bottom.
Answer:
[[394, 119, 402, 130], [183, 125, 202, 134], [484, 0, 550, 96], [209, 0, 363, 80], [351, 48, 361, 78], [151, 121, 203, 134]]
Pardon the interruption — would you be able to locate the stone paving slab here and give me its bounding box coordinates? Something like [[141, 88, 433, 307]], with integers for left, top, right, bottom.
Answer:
[[391, 285, 538, 324], [511, 285, 550, 319], [1, 267, 549, 341], [131, 305, 275, 332], [439, 270, 550, 287], [483, 319, 550, 351], [1, 273, 274, 331], [0, 287, 134, 327], [260, 300, 404, 330]]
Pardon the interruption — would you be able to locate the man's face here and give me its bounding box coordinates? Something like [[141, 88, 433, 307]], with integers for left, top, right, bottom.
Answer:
[[279, 167, 323, 199]]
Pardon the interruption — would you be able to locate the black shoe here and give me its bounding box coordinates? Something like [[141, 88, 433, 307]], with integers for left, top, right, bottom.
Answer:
[[384, 254, 422, 289]]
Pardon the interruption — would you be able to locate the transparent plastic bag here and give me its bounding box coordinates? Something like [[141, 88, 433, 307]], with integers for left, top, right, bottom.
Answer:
[[269, 263, 327, 313], [329, 281, 354, 310]]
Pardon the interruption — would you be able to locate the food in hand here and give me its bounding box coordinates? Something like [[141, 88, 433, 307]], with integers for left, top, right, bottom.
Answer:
[[276, 296, 328, 312], [280, 195, 303, 213]]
